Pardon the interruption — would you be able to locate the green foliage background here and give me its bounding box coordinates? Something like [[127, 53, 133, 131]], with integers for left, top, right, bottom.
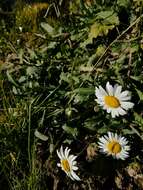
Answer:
[[0, 0, 143, 189]]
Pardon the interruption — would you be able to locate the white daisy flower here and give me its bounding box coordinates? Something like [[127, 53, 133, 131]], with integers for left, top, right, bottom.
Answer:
[[95, 82, 134, 118], [57, 146, 81, 181], [98, 132, 130, 160]]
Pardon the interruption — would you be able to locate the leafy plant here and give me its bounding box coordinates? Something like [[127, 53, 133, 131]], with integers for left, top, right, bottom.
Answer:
[[0, 0, 143, 189]]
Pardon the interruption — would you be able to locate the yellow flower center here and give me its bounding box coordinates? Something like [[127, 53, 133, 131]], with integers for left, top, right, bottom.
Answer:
[[61, 159, 70, 172], [107, 141, 122, 154], [104, 96, 120, 108]]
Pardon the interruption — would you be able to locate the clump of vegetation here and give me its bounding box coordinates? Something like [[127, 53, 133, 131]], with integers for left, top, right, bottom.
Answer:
[[16, 2, 49, 31], [0, 0, 143, 189]]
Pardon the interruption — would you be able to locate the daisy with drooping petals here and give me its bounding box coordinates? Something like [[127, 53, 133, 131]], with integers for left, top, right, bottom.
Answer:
[[98, 132, 130, 160], [57, 146, 81, 181], [95, 82, 134, 118]]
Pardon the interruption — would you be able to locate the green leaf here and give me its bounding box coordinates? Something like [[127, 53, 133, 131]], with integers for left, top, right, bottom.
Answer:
[[136, 88, 143, 101], [27, 48, 37, 59], [47, 42, 57, 49], [88, 22, 116, 43], [130, 76, 143, 83], [96, 11, 119, 25], [117, 0, 129, 7], [74, 87, 95, 95], [69, 0, 80, 13], [41, 22, 54, 36], [97, 126, 109, 134], [83, 117, 97, 131], [12, 86, 18, 94], [34, 130, 48, 141], [122, 129, 135, 135], [18, 76, 26, 83], [134, 112, 143, 127], [6, 71, 19, 87], [49, 143, 54, 153], [26, 66, 37, 76], [39, 110, 46, 127], [60, 72, 80, 84], [62, 124, 78, 137]]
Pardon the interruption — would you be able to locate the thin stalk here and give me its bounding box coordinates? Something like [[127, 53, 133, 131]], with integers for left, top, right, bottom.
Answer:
[[129, 125, 143, 141], [28, 103, 32, 172]]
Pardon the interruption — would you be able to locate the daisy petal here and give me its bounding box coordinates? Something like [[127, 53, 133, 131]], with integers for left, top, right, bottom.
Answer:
[[65, 147, 70, 158], [71, 171, 81, 181], [120, 90, 130, 98], [99, 86, 108, 96], [114, 85, 122, 97], [118, 107, 127, 115], [72, 166, 78, 170], [111, 110, 116, 118], [95, 87, 104, 98], [60, 146, 65, 158], [121, 102, 134, 110], [106, 82, 114, 96], [57, 150, 62, 159], [69, 155, 77, 162]]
